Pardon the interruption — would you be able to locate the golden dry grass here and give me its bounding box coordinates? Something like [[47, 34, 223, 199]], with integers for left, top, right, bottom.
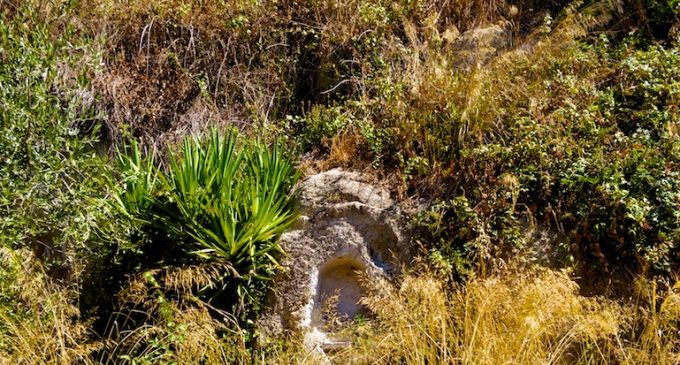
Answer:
[[317, 267, 680, 365], [0, 248, 100, 365], [2, 252, 679, 364]]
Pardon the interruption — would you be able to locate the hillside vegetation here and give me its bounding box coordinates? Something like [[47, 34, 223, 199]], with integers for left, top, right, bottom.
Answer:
[[0, 0, 679, 363]]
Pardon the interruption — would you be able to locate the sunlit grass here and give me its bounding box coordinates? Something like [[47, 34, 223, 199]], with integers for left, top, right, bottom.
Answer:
[[321, 268, 680, 365]]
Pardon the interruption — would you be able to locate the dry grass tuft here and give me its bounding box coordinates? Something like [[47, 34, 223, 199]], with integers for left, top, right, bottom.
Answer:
[[100, 263, 248, 364], [101, 301, 243, 364], [323, 129, 366, 170], [324, 269, 619, 364], [0, 248, 100, 365]]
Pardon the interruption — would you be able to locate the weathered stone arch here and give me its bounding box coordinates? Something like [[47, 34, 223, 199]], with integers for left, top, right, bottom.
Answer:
[[258, 169, 411, 357]]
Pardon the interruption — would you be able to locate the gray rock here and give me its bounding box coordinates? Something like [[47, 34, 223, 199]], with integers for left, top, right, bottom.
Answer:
[[258, 168, 410, 352]]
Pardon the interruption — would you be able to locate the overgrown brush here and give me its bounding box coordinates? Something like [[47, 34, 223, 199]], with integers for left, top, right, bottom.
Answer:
[[401, 1, 680, 282], [70, 0, 575, 146], [1, 0, 679, 363]]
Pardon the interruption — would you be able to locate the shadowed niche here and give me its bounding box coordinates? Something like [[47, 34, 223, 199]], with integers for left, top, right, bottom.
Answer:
[[315, 257, 369, 321]]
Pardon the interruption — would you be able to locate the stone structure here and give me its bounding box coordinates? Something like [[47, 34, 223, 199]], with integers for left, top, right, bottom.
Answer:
[[259, 168, 410, 354]]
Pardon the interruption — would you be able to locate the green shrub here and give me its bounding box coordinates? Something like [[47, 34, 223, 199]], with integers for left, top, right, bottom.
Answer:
[[411, 197, 483, 280], [287, 105, 354, 153], [0, 2, 134, 357], [416, 37, 680, 279], [0, 1, 123, 271]]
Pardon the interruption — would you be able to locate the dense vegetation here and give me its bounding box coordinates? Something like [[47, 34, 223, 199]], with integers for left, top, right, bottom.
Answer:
[[0, 0, 678, 363]]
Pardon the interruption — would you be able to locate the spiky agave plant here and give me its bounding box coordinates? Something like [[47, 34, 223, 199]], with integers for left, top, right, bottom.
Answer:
[[160, 128, 300, 278]]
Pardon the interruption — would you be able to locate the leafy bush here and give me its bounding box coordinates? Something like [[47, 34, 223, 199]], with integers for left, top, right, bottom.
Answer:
[[0, 1, 126, 275], [286, 105, 354, 153], [404, 9, 680, 280]]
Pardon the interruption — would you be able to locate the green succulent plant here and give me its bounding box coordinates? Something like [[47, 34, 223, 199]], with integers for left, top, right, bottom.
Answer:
[[112, 128, 300, 283], [161, 128, 300, 275]]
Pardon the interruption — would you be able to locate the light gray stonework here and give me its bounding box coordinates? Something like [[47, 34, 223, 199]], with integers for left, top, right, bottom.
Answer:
[[258, 168, 410, 354]]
